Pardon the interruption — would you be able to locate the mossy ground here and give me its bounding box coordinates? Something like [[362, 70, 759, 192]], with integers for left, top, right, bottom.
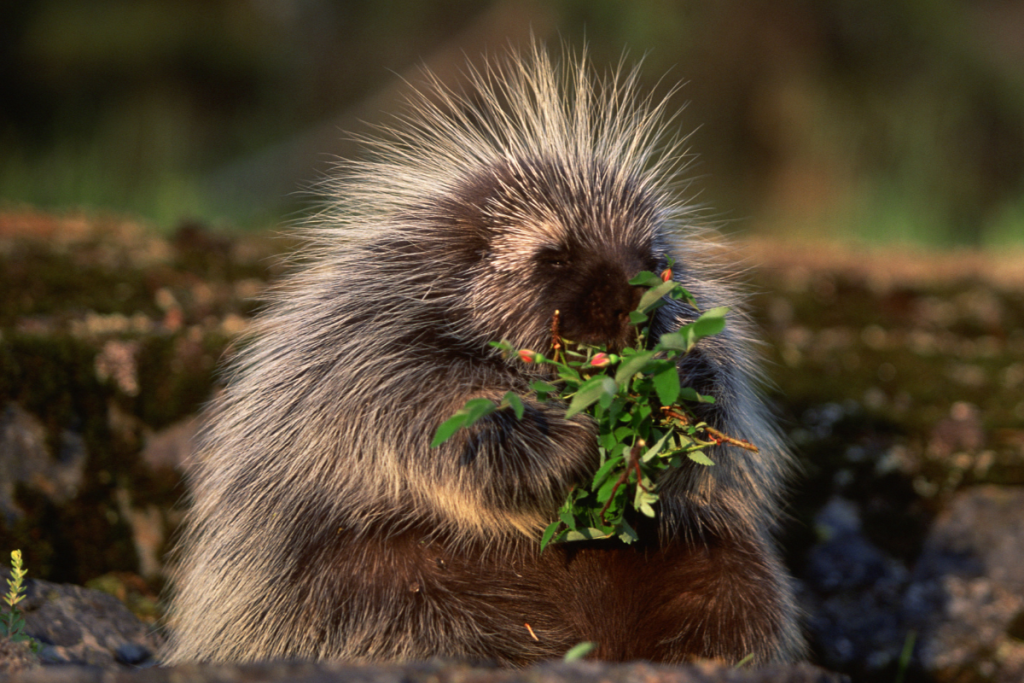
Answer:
[[0, 210, 284, 588], [2, 212, 1023, 635], [741, 242, 1024, 582]]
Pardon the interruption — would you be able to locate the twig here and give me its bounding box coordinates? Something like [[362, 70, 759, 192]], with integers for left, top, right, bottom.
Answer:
[[598, 440, 647, 525], [703, 426, 759, 453], [661, 407, 759, 453], [551, 309, 562, 364]]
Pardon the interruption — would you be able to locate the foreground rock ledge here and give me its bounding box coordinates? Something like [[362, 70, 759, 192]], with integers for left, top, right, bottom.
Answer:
[[8, 659, 848, 683]]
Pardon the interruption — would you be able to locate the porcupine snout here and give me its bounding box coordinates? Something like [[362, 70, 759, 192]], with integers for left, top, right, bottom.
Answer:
[[559, 259, 646, 352]]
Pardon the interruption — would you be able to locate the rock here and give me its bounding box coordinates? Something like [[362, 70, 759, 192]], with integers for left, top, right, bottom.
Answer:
[[141, 418, 199, 473], [0, 403, 88, 522], [799, 498, 912, 676], [805, 498, 897, 593], [906, 486, 1024, 682], [114, 642, 154, 666], [5, 658, 848, 683], [0, 638, 38, 676], [0, 567, 162, 669], [800, 488, 1024, 681]]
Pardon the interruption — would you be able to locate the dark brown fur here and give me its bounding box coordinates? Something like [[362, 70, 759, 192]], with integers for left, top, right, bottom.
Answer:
[[290, 522, 795, 664]]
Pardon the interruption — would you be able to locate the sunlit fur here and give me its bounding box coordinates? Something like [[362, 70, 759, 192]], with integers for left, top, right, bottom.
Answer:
[[162, 43, 804, 665]]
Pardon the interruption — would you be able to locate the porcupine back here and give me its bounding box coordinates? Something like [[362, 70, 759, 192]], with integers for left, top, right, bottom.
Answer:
[[161, 43, 800, 664]]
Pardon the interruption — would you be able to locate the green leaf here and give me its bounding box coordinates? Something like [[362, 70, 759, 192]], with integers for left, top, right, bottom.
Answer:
[[628, 270, 662, 287], [628, 310, 648, 325], [558, 366, 582, 382], [564, 641, 598, 662], [613, 426, 634, 441], [463, 397, 500, 423], [564, 528, 612, 541], [669, 286, 697, 307], [653, 365, 680, 406], [565, 376, 617, 418], [678, 387, 716, 404], [540, 521, 562, 551], [502, 392, 525, 420], [430, 398, 498, 447], [559, 509, 578, 530], [530, 380, 560, 401], [735, 653, 755, 669], [617, 518, 639, 544], [430, 413, 469, 448], [690, 306, 729, 339], [640, 429, 674, 463], [637, 279, 679, 313], [606, 440, 627, 460], [590, 455, 625, 489], [488, 339, 515, 353], [599, 430, 618, 452], [688, 450, 715, 466], [614, 350, 656, 384], [659, 307, 729, 353], [596, 474, 622, 503], [657, 330, 689, 352], [604, 398, 625, 424], [634, 483, 659, 512]]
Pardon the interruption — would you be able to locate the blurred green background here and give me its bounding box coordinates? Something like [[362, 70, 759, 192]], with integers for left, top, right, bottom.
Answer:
[[1, 0, 1023, 246]]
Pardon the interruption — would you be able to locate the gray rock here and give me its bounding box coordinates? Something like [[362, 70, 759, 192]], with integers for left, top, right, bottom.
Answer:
[[805, 497, 898, 593], [2, 571, 848, 682], [0, 402, 88, 523], [6, 659, 848, 683], [800, 488, 1024, 681], [799, 498, 912, 674], [114, 643, 154, 666], [0, 567, 162, 669], [907, 486, 1024, 682], [0, 638, 38, 676]]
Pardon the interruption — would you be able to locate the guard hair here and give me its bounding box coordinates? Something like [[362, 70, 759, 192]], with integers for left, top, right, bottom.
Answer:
[[162, 42, 804, 666]]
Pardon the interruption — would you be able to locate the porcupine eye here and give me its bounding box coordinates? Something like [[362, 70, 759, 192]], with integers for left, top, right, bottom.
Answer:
[[535, 247, 571, 270]]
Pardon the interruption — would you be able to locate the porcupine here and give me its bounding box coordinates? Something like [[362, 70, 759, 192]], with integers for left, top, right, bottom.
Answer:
[[162, 44, 804, 665]]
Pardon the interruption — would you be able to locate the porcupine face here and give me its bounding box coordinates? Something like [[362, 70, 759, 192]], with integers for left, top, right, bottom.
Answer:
[[456, 158, 662, 355]]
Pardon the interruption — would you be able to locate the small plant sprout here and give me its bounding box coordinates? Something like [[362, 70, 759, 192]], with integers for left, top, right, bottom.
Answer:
[[563, 641, 598, 662], [2, 550, 34, 649], [433, 258, 759, 548], [735, 653, 755, 668]]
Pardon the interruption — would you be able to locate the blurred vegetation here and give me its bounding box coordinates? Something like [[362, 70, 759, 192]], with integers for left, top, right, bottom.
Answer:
[[1, 0, 1023, 246]]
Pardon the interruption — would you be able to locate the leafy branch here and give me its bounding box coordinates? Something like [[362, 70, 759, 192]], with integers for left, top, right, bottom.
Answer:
[[432, 260, 757, 549]]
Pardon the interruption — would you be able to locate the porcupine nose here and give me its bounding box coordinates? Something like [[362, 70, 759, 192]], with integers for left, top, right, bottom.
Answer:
[[612, 280, 645, 345], [577, 269, 645, 350]]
